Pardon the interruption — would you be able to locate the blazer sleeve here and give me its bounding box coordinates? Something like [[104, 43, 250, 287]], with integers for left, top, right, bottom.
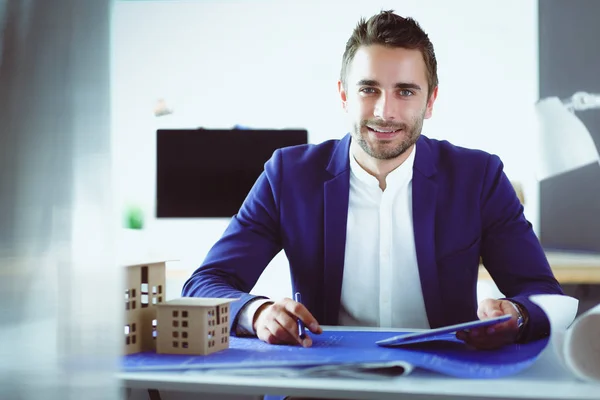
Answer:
[[181, 150, 284, 335], [479, 154, 564, 343]]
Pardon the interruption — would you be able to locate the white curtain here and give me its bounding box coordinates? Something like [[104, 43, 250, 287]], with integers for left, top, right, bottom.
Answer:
[[0, 0, 121, 399]]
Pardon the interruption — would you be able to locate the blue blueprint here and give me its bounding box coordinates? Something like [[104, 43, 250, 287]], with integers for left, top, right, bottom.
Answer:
[[122, 330, 549, 379]]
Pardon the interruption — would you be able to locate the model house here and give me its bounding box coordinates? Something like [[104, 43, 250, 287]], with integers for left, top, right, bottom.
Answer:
[[123, 259, 234, 356], [156, 297, 235, 355], [124, 261, 166, 355]]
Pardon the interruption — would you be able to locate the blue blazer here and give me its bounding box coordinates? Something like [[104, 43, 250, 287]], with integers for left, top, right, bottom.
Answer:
[[182, 134, 563, 342]]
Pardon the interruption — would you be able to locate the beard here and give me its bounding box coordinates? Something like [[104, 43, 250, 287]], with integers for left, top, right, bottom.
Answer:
[[352, 111, 425, 160]]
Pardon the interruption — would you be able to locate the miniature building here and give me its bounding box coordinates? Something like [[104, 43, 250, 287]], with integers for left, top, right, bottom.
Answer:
[[156, 298, 235, 355], [124, 261, 166, 355]]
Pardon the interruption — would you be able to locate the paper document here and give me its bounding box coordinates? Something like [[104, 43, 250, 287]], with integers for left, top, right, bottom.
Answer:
[[531, 294, 600, 382], [121, 328, 548, 379]]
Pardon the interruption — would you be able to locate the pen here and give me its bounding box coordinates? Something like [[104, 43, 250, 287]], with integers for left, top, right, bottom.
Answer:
[[294, 292, 306, 340]]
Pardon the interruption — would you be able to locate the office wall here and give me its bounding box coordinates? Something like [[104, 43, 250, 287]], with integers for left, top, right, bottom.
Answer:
[[538, 0, 600, 253], [112, 0, 539, 300]]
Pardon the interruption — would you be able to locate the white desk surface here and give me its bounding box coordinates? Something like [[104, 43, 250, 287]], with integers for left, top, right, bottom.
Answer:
[[119, 327, 600, 400]]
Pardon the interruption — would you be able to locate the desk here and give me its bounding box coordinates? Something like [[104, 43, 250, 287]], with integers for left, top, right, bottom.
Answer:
[[119, 327, 600, 400], [479, 251, 600, 284]]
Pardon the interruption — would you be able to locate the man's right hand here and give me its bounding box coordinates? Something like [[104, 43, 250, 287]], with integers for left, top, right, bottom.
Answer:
[[252, 298, 322, 347]]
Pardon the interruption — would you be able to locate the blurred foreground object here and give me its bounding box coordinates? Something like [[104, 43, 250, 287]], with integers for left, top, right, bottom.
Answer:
[[0, 1, 120, 399]]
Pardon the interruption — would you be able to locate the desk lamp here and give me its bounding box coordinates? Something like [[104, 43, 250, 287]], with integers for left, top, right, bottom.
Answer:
[[535, 91, 600, 181]]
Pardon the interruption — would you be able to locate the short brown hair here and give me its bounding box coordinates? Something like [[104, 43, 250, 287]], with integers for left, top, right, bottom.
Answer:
[[340, 10, 438, 97]]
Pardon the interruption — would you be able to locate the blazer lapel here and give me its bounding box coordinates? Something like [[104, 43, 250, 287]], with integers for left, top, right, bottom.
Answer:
[[412, 137, 444, 328], [323, 134, 351, 325]]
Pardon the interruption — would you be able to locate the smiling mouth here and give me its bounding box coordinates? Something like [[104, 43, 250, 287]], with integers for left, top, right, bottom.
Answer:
[[367, 126, 402, 134]]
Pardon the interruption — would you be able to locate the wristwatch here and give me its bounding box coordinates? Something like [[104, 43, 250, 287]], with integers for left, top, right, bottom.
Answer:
[[508, 300, 527, 340]]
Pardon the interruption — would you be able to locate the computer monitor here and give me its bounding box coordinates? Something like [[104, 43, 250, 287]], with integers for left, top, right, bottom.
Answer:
[[156, 128, 308, 218]]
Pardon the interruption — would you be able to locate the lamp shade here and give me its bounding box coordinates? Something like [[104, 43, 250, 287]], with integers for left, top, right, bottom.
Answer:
[[535, 96, 600, 181]]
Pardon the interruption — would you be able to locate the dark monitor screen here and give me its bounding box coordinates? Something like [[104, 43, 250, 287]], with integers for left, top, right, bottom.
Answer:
[[156, 128, 308, 218]]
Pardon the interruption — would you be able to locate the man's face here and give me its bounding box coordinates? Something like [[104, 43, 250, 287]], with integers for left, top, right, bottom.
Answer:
[[339, 45, 437, 160]]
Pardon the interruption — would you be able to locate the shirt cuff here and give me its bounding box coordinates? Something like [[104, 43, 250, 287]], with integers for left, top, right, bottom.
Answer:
[[235, 298, 274, 336]]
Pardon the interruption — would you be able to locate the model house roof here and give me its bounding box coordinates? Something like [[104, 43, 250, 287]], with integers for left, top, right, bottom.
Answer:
[[123, 259, 176, 268], [159, 297, 237, 308]]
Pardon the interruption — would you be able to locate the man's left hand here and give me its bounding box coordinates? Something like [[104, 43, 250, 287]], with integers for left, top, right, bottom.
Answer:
[[456, 299, 521, 350]]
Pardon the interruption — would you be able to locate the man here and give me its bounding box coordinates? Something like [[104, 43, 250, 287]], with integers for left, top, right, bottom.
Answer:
[[182, 10, 563, 350]]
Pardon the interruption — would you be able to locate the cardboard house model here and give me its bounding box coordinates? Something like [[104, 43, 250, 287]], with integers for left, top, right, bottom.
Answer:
[[123, 260, 234, 356], [156, 297, 235, 355]]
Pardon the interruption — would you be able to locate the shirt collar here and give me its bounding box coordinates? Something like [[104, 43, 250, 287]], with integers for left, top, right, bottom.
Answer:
[[349, 141, 416, 190]]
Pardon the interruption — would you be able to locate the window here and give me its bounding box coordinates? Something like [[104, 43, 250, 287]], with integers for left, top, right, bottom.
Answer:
[[173, 341, 178, 348], [173, 331, 179, 338], [182, 332, 188, 339], [182, 342, 188, 348], [182, 321, 188, 328], [173, 310, 179, 318], [173, 321, 179, 328], [132, 335, 136, 344], [140, 266, 149, 308], [158, 285, 162, 294], [132, 323, 136, 332], [182, 311, 188, 318]]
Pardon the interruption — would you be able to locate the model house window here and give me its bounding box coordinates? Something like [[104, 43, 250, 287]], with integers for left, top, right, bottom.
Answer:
[[140, 266, 149, 308]]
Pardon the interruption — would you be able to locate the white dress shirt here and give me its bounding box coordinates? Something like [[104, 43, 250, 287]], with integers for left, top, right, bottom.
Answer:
[[338, 144, 430, 329], [237, 144, 430, 334]]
